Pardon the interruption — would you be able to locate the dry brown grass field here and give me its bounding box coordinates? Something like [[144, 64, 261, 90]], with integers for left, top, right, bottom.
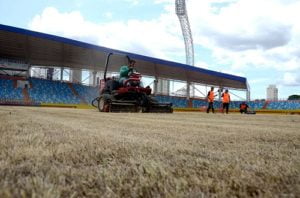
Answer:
[[0, 106, 299, 198]]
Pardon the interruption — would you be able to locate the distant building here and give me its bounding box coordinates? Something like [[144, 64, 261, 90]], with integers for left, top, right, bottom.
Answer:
[[267, 85, 278, 101]]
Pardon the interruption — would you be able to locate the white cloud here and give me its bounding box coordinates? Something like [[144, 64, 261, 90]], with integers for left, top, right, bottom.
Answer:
[[28, 7, 184, 61], [280, 72, 300, 86], [29, 7, 97, 42], [186, 0, 300, 73]]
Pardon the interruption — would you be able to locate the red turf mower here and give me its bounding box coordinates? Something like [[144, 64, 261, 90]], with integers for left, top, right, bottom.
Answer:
[[92, 53, 173, 113]]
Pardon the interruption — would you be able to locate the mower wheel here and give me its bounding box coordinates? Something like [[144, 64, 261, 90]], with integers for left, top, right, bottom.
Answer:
[[98, 97, 110, 112]]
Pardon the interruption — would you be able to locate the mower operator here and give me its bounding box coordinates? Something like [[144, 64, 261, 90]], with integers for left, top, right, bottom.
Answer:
[[119, 59, 137, 85]]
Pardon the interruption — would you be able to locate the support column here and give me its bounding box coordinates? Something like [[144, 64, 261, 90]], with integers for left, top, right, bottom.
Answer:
[[27, 65, 31, 78], [246, 81, 251, 101], [191, 83, 195, 98], [157, 79, 170, 95], [60, 67, 64, 81], [153, 77, 158, 95], [186, 81, 190, 99], [71, 69, 82, 83], [166, 79, 170, 95], [92, 71, 97, 86], [246, 91, 250, 102], [246, 89, 251, 101], [218, 87, 223, 101], [187, 81, 192, 108]]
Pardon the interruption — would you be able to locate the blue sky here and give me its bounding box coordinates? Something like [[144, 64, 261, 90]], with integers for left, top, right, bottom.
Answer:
[[1, 0, 300, 99]]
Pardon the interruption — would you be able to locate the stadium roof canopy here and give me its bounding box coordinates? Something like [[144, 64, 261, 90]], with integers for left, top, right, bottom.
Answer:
[[0, 24, 247, 89]]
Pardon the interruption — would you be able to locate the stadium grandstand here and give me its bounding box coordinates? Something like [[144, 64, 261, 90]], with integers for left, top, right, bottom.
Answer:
[[1, 24, 299, 112]]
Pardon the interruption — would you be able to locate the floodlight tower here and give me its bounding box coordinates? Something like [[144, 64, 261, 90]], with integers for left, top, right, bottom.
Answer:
[[175, 0, 194, 66]]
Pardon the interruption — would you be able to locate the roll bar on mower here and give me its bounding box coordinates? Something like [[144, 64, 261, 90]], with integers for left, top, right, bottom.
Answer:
[[103, 53, 132, 82]]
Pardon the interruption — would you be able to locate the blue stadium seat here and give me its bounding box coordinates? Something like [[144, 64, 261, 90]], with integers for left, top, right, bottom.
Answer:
[[0, 78, 23, 101], [155, 95, 188, 108], [28, 78, 81, 104], [248, 101, 264, 109], [267, 101, 300, 110], [72, 84, 99, 104], [192, 100, 207, 108], [193, 100, 222, 109]]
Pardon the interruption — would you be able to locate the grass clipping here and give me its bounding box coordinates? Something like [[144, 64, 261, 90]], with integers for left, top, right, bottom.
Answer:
[[0, 106, 299, 197]]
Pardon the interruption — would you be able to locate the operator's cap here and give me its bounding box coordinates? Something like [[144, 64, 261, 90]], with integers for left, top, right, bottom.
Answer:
[[129, 59, 136, 64]]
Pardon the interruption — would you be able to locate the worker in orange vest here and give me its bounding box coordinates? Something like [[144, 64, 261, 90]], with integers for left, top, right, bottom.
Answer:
[[239, 102, 249, 114], [221, 89, 231, 114], [206, 87, 216, 113]]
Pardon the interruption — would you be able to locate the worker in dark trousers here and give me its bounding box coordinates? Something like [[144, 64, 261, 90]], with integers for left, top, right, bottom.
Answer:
[[206, 87, 216, 113], [221, 89, 231, 114], [240, 102, 249, 114]]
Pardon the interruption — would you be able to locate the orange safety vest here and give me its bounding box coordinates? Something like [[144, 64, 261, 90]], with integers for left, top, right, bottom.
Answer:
[[222, 93, 230, 103], [240, 104, 247, 110], [208, 91, 214, 102]]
